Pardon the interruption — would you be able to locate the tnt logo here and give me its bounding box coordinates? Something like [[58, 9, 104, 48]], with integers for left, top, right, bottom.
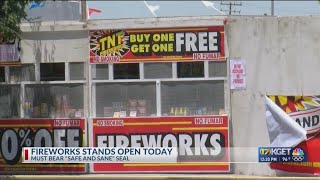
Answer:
[[259, 147, 291, 156]]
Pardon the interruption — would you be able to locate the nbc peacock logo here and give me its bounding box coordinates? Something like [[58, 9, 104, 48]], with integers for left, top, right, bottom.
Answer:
[[292, 148, 305, 162]]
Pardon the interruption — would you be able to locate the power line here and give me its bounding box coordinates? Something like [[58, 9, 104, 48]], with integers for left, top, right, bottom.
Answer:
[[220, 1, 242, 15]]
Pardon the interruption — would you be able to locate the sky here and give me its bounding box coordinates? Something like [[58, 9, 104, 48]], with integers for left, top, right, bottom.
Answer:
[[86, 1, 320, 19]]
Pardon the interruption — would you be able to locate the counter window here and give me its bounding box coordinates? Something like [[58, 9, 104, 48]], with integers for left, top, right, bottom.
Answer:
[[24, 84, 84, 118], [40, 63, 65, 81], [177, 62, 204, 78], [70, 62, 85, 80], [0, 85, 20, 118], [92, 64, 109, 80], [95, 82, 156, 117], [145, 63, 172, 79], [9, 64, 35, 82], [209, 61, 227, 77], [161, 81, 225, 116], [114, 63, 139, 79], [0, 67, 4, 82]]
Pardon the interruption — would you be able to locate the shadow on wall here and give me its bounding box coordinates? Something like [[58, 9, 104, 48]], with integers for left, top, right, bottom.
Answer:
[[21, 21, 85, 63]]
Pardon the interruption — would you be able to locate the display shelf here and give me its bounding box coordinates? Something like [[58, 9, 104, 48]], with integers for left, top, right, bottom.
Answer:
[[94, 82, 156, 117]]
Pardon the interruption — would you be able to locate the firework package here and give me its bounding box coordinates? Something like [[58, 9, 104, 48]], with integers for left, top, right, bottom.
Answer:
[[89, 26, 225, 63], [92, 116, 230, 173], [266, 96, 320, 174], [0, 119, 86, 173]]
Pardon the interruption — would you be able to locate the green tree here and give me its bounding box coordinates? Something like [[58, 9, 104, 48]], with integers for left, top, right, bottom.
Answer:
[[0, 0, 42, 41]]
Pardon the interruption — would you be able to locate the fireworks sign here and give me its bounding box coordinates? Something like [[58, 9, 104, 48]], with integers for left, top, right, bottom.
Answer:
[[267, 96, 320, 174], [0, 119, 86, 173], [91, 116, 230, 173], [89, 26, 225, 63]]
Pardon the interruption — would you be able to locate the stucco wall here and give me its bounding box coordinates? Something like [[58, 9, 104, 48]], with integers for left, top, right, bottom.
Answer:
[[20, 21, 88, 63], [226, 16, 320, 175]]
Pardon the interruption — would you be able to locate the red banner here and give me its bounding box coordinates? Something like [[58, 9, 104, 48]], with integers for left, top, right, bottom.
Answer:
[[270, 132, 320, 174], [92, 116, 229, 173], [0, 119, 86, 173], [89, 26, 225, 63], [267, 95, 320, 174]]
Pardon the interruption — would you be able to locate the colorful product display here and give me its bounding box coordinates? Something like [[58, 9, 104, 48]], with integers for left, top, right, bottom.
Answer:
[[168, 106, 225, 116], [24, 94, 83, 118], [104, 99, 152, 117]]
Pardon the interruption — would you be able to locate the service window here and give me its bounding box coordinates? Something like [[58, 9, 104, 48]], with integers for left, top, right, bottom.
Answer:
[[24, 84, 84, 118], [95, 82, 156, 117], [209, 61, 227, 77], [114, 63, 139, 79], [70, 62, 85, 80], [40, 63, 65, 81], [0, 85, 20, 118], [0, 67, 4, 82], [145, 62, 172, 79], [161, 81, 225, 116], [177, 62, 204, 78], [92, 64, 109, 80], [9, 64, 35, 82]]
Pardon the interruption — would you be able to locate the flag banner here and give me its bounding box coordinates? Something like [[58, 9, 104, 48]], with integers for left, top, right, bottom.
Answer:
[[89, 26, 225, 63], [0, 37, 20, 66], [266, 96, 320, 174], [29, 1, 45, 10], [0, 119, 86, 173], [91, 116, 230, 173], [88, 8, 102, 16], [143, 1, 159, 17]]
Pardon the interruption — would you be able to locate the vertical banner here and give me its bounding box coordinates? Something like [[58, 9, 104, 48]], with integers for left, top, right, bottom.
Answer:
[[91, 116, 229, 173], [266, 96, 320, 174], [89, 26, 225, 63], [230, 59, 246, 90], [0, 119, 86, 173]]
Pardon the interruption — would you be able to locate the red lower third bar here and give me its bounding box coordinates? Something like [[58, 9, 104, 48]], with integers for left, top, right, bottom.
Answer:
[[24, 149, 28, 160]]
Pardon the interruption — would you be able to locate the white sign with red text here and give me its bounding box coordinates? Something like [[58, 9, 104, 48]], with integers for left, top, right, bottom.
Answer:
[[230, 59, 246, 90]]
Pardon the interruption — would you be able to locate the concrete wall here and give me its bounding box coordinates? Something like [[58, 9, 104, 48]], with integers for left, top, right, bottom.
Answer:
[[25, 1, 81, 22], [226, 16, 320, 175], [20, 21, 88, 63]]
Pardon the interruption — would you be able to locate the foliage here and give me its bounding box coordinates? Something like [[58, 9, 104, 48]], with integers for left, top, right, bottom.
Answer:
[[0, 0, 42, 41]]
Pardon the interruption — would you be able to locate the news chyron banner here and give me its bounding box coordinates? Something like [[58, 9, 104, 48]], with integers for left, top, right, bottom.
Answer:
[[91, 116, 229, 173], [0, 119, 86, 173], [267, 96, 320, 174], [89, 26, 225, 63]]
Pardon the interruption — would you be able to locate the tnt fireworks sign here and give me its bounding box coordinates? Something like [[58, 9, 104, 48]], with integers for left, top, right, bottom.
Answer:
[[91, 116, 230, 173], [230, 59, 246, 90], [89, 26, 225, 63]]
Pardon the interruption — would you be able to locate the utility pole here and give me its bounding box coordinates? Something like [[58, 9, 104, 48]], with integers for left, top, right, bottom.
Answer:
[[271, 0, 274, 16], [220, 1, 242, 15]]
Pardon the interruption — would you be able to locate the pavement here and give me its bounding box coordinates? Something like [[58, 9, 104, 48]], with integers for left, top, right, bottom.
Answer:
[[1, 175, 320, 180]]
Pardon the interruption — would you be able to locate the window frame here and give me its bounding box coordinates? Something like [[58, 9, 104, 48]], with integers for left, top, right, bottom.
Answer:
[[90, 60, 229, 118], [0, 62, 87, 119]]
